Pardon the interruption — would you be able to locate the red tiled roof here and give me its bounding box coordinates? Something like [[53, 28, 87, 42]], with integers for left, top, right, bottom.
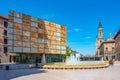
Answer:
[[114, 29, 120, 39], [103, 39, 115, 43], [99, 39, 115, 49], [0, 14, 8, 20]]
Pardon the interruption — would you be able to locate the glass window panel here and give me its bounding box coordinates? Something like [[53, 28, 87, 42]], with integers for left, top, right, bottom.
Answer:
[[61, 46, 66, 49], [8, 46, 13, 52], [8, 34, 13, 39], [23, 48, 30, 52], [31, 17, 38, 22], [14, 17, 22, 24], [56, 24, 61, 28], [30, 22, 38, 27], [61, 50, 66, 54], [56, 45, 60, 49], [31, 48, 37, 53], [8, 28, 13, 34], [38, 38, 44, 43], [56, 36, 61, 41], [14, 47, 22, 52], [9, 10, 14, 16], [8, 22, 13, 28], [8, 40, 13, 46], [54, 32, 61, 36]]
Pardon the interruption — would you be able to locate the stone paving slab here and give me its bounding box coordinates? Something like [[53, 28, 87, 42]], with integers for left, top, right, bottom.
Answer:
[[0, 62, 120, 80]]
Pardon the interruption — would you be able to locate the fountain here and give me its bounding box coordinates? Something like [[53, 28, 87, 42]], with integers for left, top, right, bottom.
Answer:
[[65, 54, 104, 65], [40, 54, 108, 69], [66, 54, 80, 65]]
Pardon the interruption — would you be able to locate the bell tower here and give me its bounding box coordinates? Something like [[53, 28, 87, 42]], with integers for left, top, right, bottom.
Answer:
[[96, 21, 104, 56]]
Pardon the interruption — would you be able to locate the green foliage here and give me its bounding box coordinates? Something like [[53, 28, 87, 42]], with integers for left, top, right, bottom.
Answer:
[[62, 46, 72, 59], [66, 49, 72, 56], [62, 54, 67, 59]]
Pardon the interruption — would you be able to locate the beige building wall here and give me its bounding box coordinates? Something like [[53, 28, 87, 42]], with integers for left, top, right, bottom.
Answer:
[[99, 40, 115, 60], [114, 30, 120, 60]]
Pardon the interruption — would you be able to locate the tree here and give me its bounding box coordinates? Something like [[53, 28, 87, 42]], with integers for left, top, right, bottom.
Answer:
[[62, 46, 72, 62]]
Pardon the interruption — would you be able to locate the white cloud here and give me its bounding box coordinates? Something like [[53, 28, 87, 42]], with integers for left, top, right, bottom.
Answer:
[[73, 28, 80, 32], [67, 28, 81, 33]]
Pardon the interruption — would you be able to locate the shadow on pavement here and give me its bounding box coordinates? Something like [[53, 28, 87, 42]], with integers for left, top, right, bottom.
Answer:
[[0, 68, 47, 80]]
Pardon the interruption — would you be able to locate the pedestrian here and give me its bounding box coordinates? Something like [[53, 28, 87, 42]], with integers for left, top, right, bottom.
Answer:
[[109, 59, 113, 66]]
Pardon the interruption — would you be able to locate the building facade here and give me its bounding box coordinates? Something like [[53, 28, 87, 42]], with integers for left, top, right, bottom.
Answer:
[[7, 10, 66, 63], [96, 21, 104, 56], [0, 15, 8, 63], [99, 38, 115, 60], [114, 29, 120, 60]]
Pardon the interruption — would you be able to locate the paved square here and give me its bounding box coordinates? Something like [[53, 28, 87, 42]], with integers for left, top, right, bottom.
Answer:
[[0, 62, 120, 80]]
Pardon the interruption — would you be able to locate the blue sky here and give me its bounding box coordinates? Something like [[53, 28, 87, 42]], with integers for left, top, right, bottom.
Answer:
[[0, 0, 120, 55]]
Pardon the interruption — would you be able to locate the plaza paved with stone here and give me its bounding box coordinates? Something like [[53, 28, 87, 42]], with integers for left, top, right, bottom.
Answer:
[[0, 62, 120, 80]]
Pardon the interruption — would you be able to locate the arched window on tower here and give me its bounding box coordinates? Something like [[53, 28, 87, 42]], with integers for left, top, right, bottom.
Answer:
[[100, 40, 102, 44], [100, 32, 101, 36]]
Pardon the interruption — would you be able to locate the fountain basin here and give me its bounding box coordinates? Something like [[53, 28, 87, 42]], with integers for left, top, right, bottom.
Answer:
[[39, 62, 109, 70]]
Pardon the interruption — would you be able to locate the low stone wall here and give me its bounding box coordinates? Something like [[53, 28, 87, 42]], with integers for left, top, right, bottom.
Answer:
[[0, 63, 42, 70]]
